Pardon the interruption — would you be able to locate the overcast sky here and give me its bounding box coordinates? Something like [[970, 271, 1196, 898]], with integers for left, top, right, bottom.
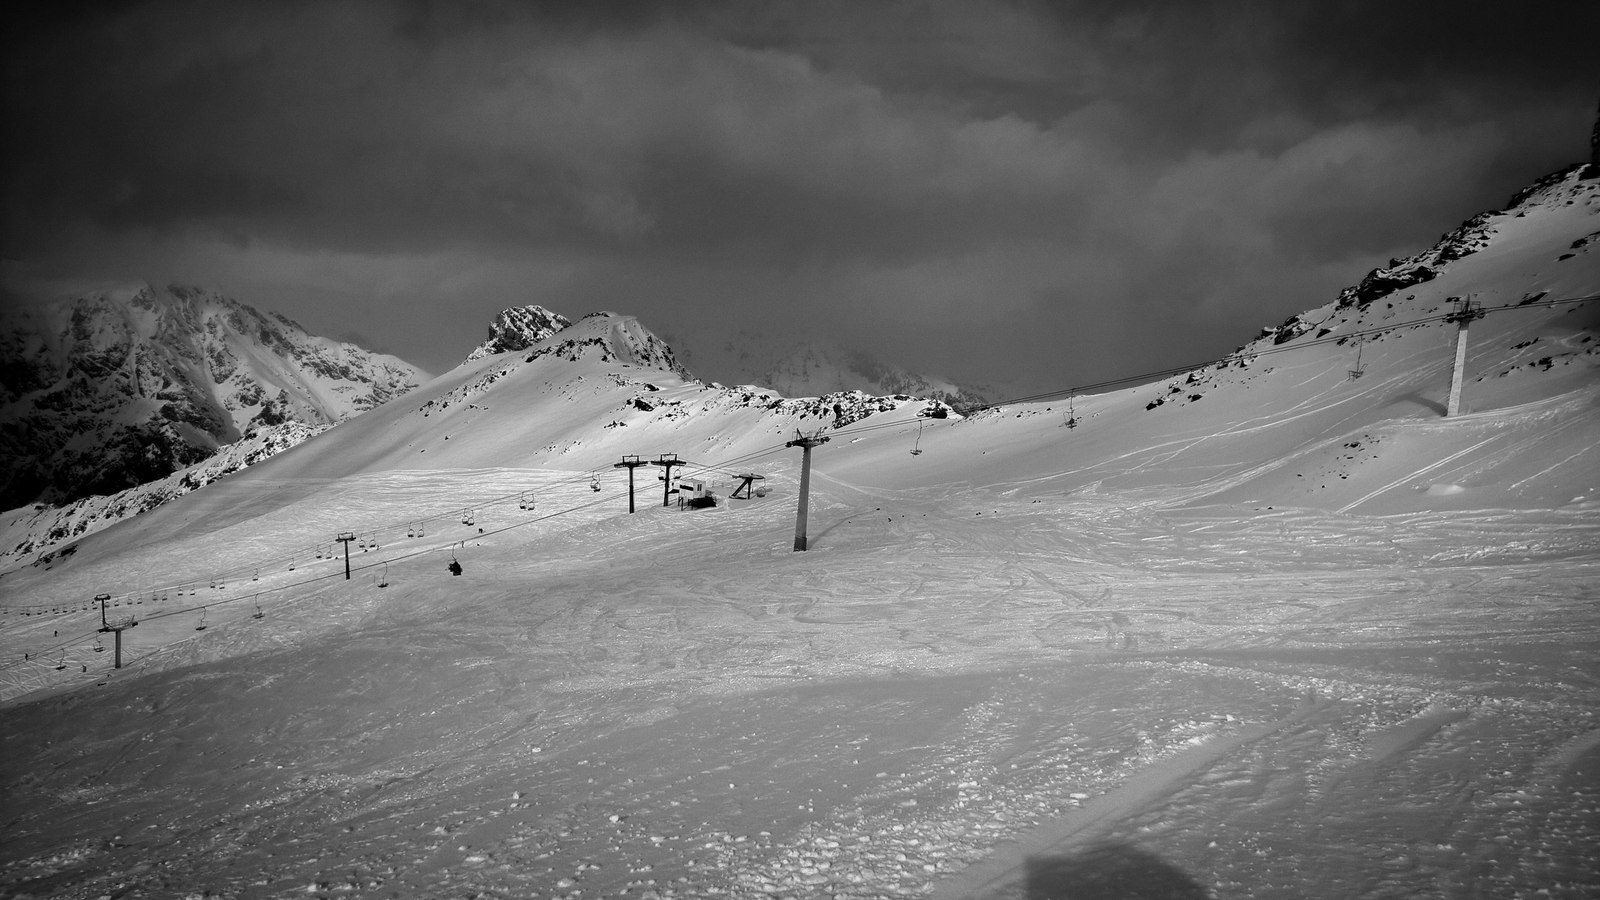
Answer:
[[4, 1, 1596, 395]]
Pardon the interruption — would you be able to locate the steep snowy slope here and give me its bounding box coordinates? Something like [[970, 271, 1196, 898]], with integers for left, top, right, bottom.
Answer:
[[0, 310, 931, 554], [0, 167, 1596, 900], [825, 166, 1600, 514], [0, 283, 427, 509], [0, 421, 328, 569]]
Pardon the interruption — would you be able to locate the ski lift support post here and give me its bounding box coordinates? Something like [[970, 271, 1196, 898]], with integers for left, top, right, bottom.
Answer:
[[336, 531, 357, 580], [731, 473, 765, 499], [97, 592, 137, 669], [1444, 294, 1485, 417], [651, 453, 684, 508], [786, 430, 829, 551], [614, 454, 647, 513]]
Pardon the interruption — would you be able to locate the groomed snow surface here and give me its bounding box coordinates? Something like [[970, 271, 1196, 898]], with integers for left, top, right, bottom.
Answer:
[[2, 172, 1598, 899], [2, 467, 1596, 899]]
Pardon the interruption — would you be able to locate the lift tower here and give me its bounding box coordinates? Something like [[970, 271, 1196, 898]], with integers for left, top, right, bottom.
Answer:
[[336, 532, 357, 579], [651, 454, 684, 508], [614, 455, 647, 513], [786, 430, 829, 551], [97, 593, 137, 669]]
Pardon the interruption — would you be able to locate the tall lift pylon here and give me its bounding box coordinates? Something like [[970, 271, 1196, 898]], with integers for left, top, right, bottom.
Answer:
[[651, 454, 684, 508], [614, 455, 647, 513], [97, 592, 137, 669], [786, 430, 829, 551]]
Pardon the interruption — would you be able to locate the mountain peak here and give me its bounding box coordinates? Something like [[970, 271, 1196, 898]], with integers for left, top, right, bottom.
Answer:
[[521, 311, 691, 379], [464, 305, 573, 362]]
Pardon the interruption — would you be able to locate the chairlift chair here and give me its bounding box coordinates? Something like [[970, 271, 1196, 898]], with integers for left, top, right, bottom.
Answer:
[[378, 563, 389, 589], [1347, 341, 1366, 380], [910, 420, 924, 456], [195, 608, 208, 631], [591, 475, 602, 492], [252, 595, 264, 619]]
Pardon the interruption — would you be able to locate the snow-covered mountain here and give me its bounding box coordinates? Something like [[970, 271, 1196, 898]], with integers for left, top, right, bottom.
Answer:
[[1, 165, 1596, 900], [677, 331, 994, 409], [0, 283, 428, 510]]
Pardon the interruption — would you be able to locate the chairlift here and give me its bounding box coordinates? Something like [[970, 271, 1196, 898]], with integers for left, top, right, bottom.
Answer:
[[416, 522, 426, 538], [55, 651, 67, 671], [378, 563, 389, 588], [520, 491, 534, 510], [252, 594, 264, 619], [447, 541, 464, 576], [1347, 340, 1366, 380], [94, 638, 106, 653], [288, 556, 296, 572], [910, 421, 924, 456], [407, 523, 416, 538], [462, 509, 475, 526], [1066, 394, 1078, 429], [252, 568, 259, 581], [590, 475, 602, 492], [195, 608, 208, 631]]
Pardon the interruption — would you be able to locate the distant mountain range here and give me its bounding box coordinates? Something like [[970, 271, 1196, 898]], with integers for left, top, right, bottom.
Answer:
[[4, 160, 1595, 570], [0, 283, 427, 510], [674, 330, 994, 410]]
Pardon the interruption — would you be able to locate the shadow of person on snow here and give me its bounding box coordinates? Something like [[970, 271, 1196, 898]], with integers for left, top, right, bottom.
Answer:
[[1025, 842, 1208, 900]]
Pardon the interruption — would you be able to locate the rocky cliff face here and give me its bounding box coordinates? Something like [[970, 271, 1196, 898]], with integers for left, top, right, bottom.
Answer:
[[0, 283, 427, 509], [464, 306, 572, 361]]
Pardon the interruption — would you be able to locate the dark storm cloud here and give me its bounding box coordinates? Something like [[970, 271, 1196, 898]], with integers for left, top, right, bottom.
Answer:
[[4, 0, 1595, 391]]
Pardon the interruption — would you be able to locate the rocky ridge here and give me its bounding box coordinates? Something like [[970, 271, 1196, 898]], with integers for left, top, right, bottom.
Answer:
[[0, 283, 427, 510], [464, 306, 572, 361]]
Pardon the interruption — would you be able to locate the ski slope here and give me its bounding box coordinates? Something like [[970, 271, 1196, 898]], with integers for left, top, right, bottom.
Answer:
[[1, 168, 1597, 899]]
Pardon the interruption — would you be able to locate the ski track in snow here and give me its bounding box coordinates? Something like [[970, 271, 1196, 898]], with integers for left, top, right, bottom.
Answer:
[[3, 471, 1598, 899]]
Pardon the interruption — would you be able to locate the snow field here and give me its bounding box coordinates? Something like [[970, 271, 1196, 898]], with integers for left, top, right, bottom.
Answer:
[[4, 470, 1598, 898]]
